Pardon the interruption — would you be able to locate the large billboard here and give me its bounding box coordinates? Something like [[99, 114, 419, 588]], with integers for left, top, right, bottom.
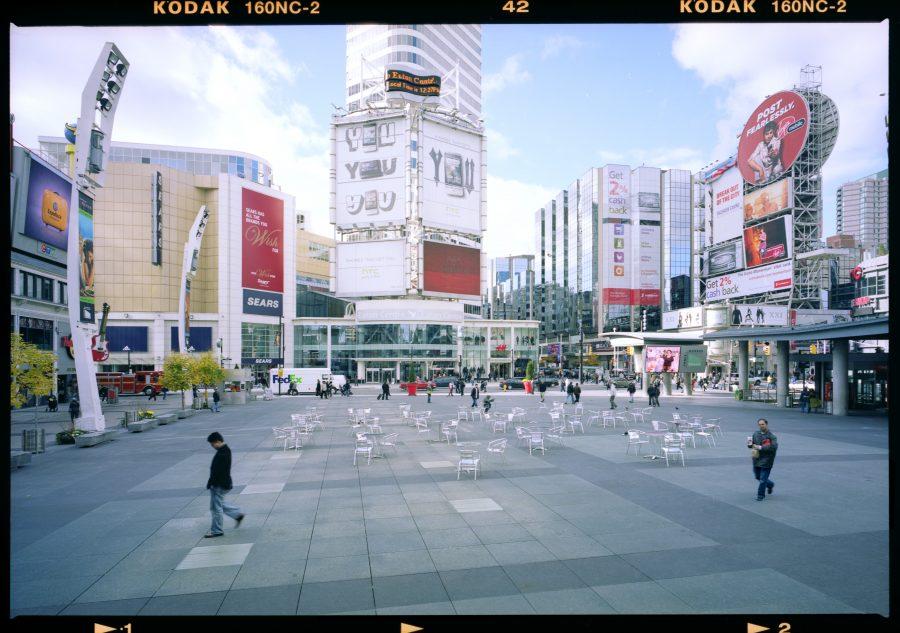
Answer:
[[601, 164, 632, 305], [77, 191, 95, 323], [242, 188, 284, 293], [706, 259, 793, 301], [335, 239, 407, 297], [335, 116, 407, 228], [737, 90, 810, 186], [24, 157, 72, 251], [645, 346, 681, 373], [421, 118, 482, 235], [743, 177, 792, 223], [710, 167, 743, 245], [707, 241, 744, 277], [662, 307, 704, 330], [743, 215, 792, 269], [422, 241, 481, 297], [729, 304, 790, 327], [636, 224, 660, 305]]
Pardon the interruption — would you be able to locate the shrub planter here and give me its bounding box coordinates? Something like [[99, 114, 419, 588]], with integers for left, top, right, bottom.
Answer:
[[407, 385, 417, 396]]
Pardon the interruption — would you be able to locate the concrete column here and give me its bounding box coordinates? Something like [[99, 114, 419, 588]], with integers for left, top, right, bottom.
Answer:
[[832, 339, 849, 416], [326, 325, 332, 371], [395, 362, 401, 382], [356, 360, 365, 382], [663, 372, 672, 396], [684, 373, 693, 395], [633, 347, 648, 394], [776, 340, 789, 407], [737, 340, 750, 394]]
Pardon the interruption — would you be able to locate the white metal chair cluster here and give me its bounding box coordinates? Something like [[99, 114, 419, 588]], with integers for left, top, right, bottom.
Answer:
[[271, 409, 324, 452], [625, 413, 724, 467]]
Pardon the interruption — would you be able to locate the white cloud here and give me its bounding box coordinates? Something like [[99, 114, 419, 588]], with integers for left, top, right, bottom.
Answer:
[[672, 22, 889, 232], [486, 129, 519, 160], [483, 54, 531, 94], [541, 34, 586, 60], [10, 25, 332, 235], [597, 149, 626, 164], [484, 175, 556, 259], [596, 147, 704, 172]]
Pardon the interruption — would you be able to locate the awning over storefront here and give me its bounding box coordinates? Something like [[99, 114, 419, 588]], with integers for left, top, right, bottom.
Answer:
[[605, 331, 705, 348], [702, 315, 888, 343]]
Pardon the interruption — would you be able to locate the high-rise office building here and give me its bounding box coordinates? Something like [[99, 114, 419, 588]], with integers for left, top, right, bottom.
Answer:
[[485, 255, 534, 321], [835, 169, 888, 252], [345, 25, 482, 119]]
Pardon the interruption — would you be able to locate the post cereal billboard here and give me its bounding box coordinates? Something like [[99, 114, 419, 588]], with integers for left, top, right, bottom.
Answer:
[[242, 188, 284, 293], [744, 178, 793, 222], [743, 215, 792, 269], [422, 241, 481, 297], [737, 90, 810, 186]]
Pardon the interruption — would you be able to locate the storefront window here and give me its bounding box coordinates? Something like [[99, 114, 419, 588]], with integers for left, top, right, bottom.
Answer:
[[293, 324, 327, 367], [241, 323, 282, 360]]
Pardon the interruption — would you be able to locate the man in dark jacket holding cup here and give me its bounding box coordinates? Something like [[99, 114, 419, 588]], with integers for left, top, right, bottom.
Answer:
[[749, 418, 778, 501], [205, 432, 244, 537]]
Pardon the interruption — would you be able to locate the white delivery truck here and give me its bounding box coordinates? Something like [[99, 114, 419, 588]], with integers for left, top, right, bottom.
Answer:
[[269, 368, 347, 395]]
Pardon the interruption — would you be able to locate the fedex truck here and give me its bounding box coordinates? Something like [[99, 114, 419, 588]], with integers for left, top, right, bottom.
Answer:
[[269, 368, 347, 395]]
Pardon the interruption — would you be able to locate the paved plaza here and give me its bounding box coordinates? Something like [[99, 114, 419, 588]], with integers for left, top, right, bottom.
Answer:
[[10, 386, 888, 616]]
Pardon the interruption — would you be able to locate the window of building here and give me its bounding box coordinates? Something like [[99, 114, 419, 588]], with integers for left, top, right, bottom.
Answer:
[[58, 281, 67, 305], [308, 241, 330, 261], [20, 272, 54, 302], [18, 316, 54, 350], [241, 323, 282, 360]]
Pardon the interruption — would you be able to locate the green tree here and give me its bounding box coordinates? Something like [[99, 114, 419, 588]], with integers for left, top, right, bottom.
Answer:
[[525, 360, 535, 381], [159, 353, 194, 409], [192, 353, 226, 407], [10, 333, 57, 409]]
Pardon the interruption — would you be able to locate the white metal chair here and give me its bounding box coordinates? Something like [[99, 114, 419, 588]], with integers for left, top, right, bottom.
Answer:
[[441, 420, 459, 444], [703, 417, 723, 439], [380, 433, 399, 455], [471, 410, 484, 424], [626, 430, 649, 456], [492, 416, 508, 434], [528, 431, 545, 455], [692, 425, 716, 447], [272, 427, 295, 451], [515, 426, 529, 448], [457, 449, 480, 480], [486, 438, 508, 463], [568, 415, 585, 434], [415, 419, 431, 438], [353, 434, 373, 466], [545, 425, 565, 448], [661, 433, 685, 467], [651, 420, 669, 432], [602, 411, 616, 428]]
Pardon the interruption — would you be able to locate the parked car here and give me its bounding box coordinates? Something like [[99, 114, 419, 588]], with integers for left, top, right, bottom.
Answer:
[[500, 379, 525, 390], [535, 377, 559, 387], [433, 377, 457, 388], [399, 379, 428, 390]]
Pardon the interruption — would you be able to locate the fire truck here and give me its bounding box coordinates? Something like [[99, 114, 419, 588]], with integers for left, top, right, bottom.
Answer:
[[96, 371, 164, 396]]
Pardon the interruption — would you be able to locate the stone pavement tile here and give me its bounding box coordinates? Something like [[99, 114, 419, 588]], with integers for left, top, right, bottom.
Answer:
[[363, 493, 407, 508], [372, 571, 450, 608], [257, 524, 314, 543], [413, 513, 469, 531], [407, 501, 458, 516], [315, 506, 364, 522], [139, 591, 227, 615], [73, 570, 172, 604], [218, 584, 301, 615], [153, 565, 241, 597], [523, 587, 618, 614], [521, 519, 588, 540], [365, 516, 419, 534], [264, 511, 316, 527], [452, 594, 536, 614], [311, 519, 367, 538], [449, 498, 503, 513], [108, 549, 191, 575], [176, 543, 254, 570], [438, 566, 520, 601], [591, 581, 695, 614], [360, 483, 403, 496], [11, 552, 125, 583], [376, 601, 456, 615], [428, 544, 498, 571], [308, 535, 369, 558], [231, 558, 306, 589], [60, 597, 150, 615], [367, 530, 427, 555], [9, 605, 66, 616], [402, 490, 447, 503], [302, 555, 372, 583], [420, 527, 481, 549], [563, 555, 651, 587], [13, 575, 103, 609], [502, 560, 588, 594], [621, 545, 757, 581], [460, 510, 518, 527], [485, 540, 556, 565], [656, 569, 859, 613], [72, 532, 152, 555], [370, 549, 437, 577], [296, 578, 375, 614], [471, 523, 534, 545], [240, 483, 285, 495], [537, 535, 614, 560], [503, 506, 562, 523], [593, 527, 718, 555], [364, 505, 413, 519]]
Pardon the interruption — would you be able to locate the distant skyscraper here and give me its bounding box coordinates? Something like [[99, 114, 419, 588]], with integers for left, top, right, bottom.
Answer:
[[835, 169, 888, 252], [345, 25, 482, 118]]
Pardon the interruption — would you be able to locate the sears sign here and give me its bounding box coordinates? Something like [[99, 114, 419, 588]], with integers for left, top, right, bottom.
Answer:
[[243, 288, 283, 316]]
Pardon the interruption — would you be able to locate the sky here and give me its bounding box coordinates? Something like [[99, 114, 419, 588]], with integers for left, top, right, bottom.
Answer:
[[10, 21, 889, 261]]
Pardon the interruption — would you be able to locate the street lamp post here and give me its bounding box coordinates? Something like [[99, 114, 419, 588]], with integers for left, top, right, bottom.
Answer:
[[66, 42, 130, 433], [123, 345, 131, 374]]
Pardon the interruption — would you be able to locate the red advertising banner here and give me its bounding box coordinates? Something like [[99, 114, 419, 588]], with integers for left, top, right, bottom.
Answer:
[[602, 287, 631, 305], [242, 188, 284, 293], [423, 241, 480, 296], [737, 90, 809, 186]]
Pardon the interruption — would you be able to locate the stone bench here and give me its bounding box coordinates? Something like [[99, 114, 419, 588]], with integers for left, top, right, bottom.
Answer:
[[10, 451, 31, 469], [75, 430, 117, 447], [127, 419, 158, 433], [156, 413, 177, 425], [179, 409, 196, 419]]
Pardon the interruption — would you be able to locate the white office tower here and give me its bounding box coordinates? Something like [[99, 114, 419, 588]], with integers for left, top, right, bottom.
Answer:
[[345, 25, 482, 120]]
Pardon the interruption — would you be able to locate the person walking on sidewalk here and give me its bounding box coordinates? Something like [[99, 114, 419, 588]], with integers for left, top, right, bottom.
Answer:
[[212, 387, 220, 413], [204, 432, 244, 538], [315, 380, 323, 399], [627, 381, 636, 403], [538, 379, 547, 403], [148, 386, 157, 402], [427, 381, 434, 403], [609, 382, 618, 409], [566, 380, 575, 404], [574, 382, 581, 404], [68, 397, 80, 426], [749, 418, 778, 501], [382, 379, 391, 401], [470, 385, 480, 408]]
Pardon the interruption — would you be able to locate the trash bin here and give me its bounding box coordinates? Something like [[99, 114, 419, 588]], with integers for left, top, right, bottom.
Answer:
[[23, 428, 46, 454], [107, 388, 118, 404]]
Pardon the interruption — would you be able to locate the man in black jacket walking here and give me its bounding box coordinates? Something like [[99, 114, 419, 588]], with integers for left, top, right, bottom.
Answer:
[[205, 432, 244, 537], [749, 418, 778, 501]]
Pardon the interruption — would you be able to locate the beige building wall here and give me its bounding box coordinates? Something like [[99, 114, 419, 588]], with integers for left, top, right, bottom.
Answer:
[[94, 164, 220, 314], [295, 228, 334, 283]]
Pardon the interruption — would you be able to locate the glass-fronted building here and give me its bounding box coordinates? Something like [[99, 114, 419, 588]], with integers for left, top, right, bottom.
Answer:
[[662, 169, 694, 311]]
